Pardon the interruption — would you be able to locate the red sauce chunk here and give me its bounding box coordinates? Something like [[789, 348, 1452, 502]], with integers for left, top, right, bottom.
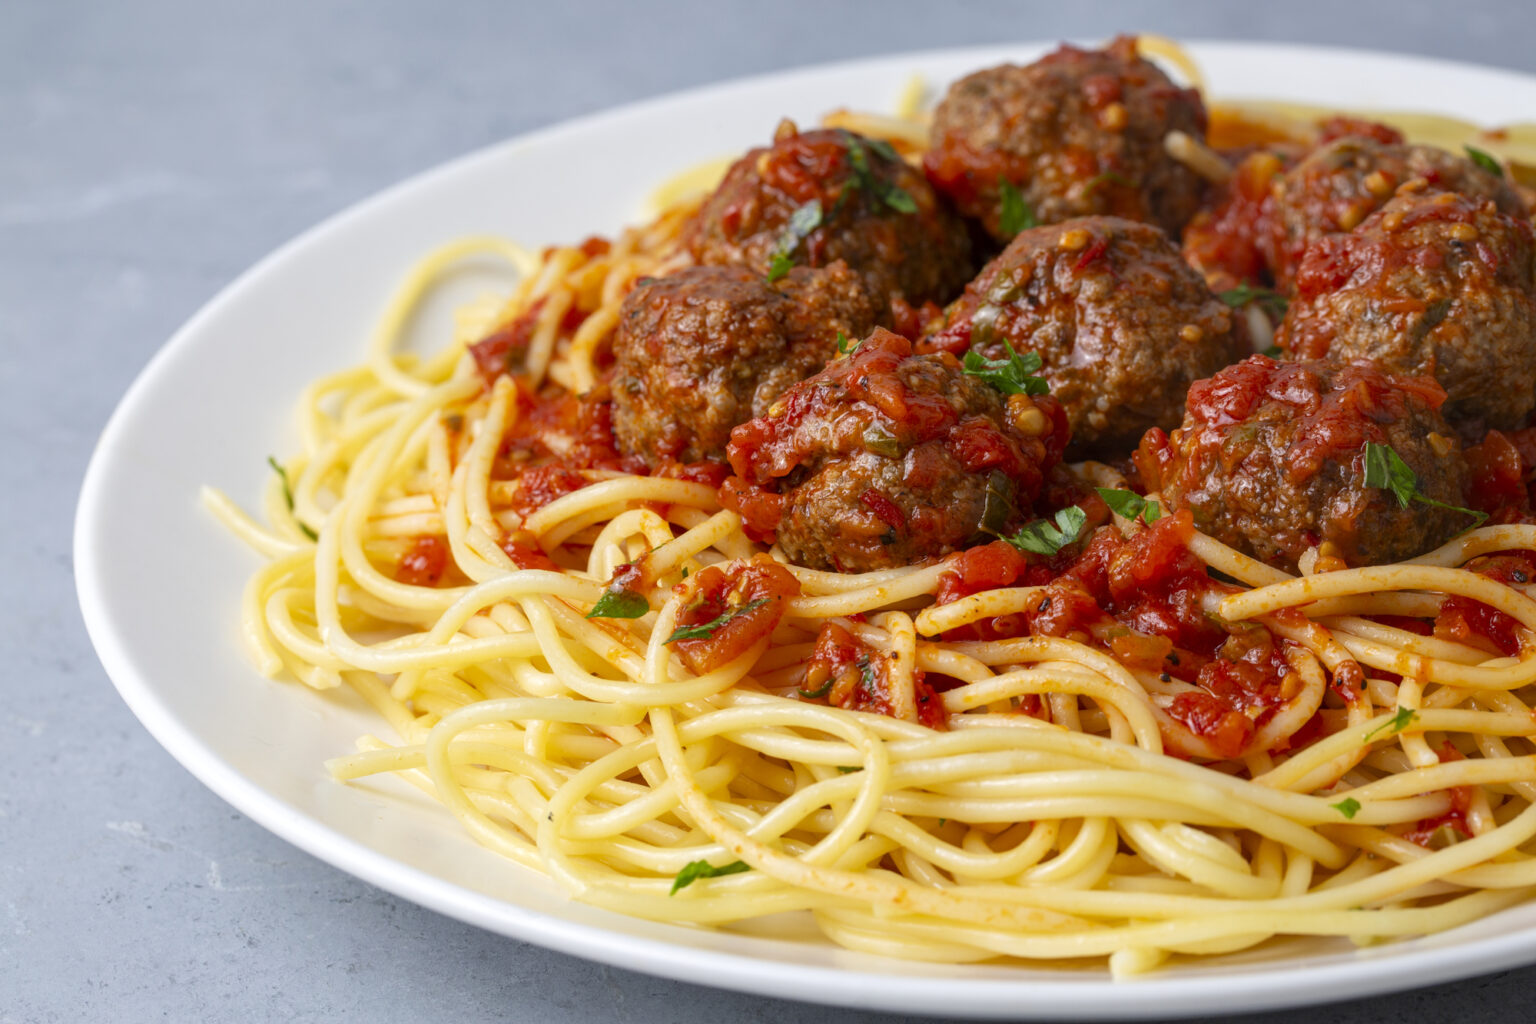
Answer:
[[801, 621, 947, 730], [396, 535, 449, 586], [509, 465, 588, 520], [1403, 743, 1476, 847], [1434, 553, 1534, 657], [669, 556, 801, 675]]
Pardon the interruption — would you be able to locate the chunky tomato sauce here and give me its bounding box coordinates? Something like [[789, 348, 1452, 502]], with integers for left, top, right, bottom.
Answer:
[[802, 621, 947, 729], [669, 556, 800, 675], [938, 511, 1298, 757]]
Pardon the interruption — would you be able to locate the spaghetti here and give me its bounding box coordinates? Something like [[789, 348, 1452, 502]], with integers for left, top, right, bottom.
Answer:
[[205, 47, 1536, 977]]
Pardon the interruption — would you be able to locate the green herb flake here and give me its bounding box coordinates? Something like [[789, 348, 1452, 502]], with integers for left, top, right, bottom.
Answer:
[[836, 765, 859, 774], [664, 597, 771, 644], [840, 131, 918, 214], [1002, 505, 1088, 557], [1331, 797, 1362, 819], [977, 471, 1017, 535], [268, 456, 296, 510], [1218, 284, 1289, 319], [765, 251, 794, 284], [836, 330, 863, 356], [587, 588, 650, 620], [1085, 170, 1139, 192], [1095, 487, 1162, 525], [1465, 145, 1504, 177], [1364, 706, 1420, 741], [997, 178, 1036, 237], [268, 456, 318, 541], [1362, 442, 1488, 527], [863, 137, 902, 164], [670, 859, 750, 894], [961, 342, 1049, 396], [797, 678, 834, 699], [766, 198, 823, 283]]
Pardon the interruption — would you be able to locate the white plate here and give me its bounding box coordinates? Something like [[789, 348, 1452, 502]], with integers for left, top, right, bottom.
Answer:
[[75, 41, 1536, 1020]]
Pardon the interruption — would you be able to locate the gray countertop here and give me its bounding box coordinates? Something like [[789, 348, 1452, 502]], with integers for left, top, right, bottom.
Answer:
[[11, 1, 1536, 1020]]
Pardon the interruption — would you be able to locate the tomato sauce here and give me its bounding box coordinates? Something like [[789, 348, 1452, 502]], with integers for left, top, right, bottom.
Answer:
[[396, 535, 450, 586], [668, 556, 801, 675], [801, 621, 947, 730]]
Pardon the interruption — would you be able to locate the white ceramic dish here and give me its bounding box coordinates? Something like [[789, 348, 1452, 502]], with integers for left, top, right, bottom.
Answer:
[[76, 41, 1536, 1020]]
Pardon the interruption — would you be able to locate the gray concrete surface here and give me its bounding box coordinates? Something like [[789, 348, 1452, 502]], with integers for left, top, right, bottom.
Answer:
[[10, 0, 1536, 1020]]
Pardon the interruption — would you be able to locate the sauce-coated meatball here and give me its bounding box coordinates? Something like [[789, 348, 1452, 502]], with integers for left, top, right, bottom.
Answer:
[[923, 216, 1247, 458], [1138, 356, 1471, 571], [722, 328, 1070, 572], [1268, 136, 1525, 290], [1277, 189, 1536, 432], [924, 36, 1207, 241], [611, 263, 878, 464], [685, 125, 973, 310]]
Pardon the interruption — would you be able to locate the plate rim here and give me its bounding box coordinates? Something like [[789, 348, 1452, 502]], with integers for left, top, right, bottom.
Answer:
[[74, 38, 1536, 1020]]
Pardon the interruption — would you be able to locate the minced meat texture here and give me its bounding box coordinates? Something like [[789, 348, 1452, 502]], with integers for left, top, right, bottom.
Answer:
[[611, 262, 878, 464], [1137, 355, 1471, 571], [1277, 189, 1536, 433], [924, 35, 1207, 241], [1267, 135, 1526, 291], [684, 125, 973, 310], [921, 216, 1247, 459], [722, 327, 1070, 572]]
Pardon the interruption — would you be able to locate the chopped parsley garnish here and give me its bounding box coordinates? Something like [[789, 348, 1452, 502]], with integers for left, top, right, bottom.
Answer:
[[841, 131, 918, 214], [1465, 144, 1503, 177], [1362, 442, 1488, 527], [1001, 505, 1088, 557], [765, 199, 823, 283], [836, 330, 863, 356], [1218, 284, 1289, 319], [836, 765, 859, 774], [664, 597, 770, 644], [587, 588, 650, 620], [961, 342, 1050, 396], [977, 471, 1017, 535], [797, 677, 834, 699], [1085, 170, 1138, 192], [1364, 706, 1420, 741], [1095, 487, 1162, 525], [268, 456, 318, 540], [997, 178, 1036, 237], [670, 859, 750, 894], [1331, 797, 1362, 819]]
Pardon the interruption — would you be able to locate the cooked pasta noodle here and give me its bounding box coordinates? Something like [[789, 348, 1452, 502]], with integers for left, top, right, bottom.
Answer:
[[205, 45, 1536, 976]]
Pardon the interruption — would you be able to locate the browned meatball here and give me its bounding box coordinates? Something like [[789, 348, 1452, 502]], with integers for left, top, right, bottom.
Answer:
[[722, 328, 1070, 572], [685, 125, 973, 311], [1267, 136, 1525, 290], [1137, 356, 1471, 571], [922, 216, 1247, 459], [924, 36, 1207, 242], [1277, 189, 1536, 433], [611, 262, 878, 464]]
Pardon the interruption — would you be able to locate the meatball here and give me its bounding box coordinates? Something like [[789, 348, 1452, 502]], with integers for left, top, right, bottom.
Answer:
[[924, 35, 1208, 242], [1277, 189, 1536, 432], [611, 262, 878, 464], [723, 328, 1070, 572], [922, 216, 1247, 458], [1268, 135, 1525, 290], [1137, 356, 1471, 571], [685, 125, 973, 310]]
